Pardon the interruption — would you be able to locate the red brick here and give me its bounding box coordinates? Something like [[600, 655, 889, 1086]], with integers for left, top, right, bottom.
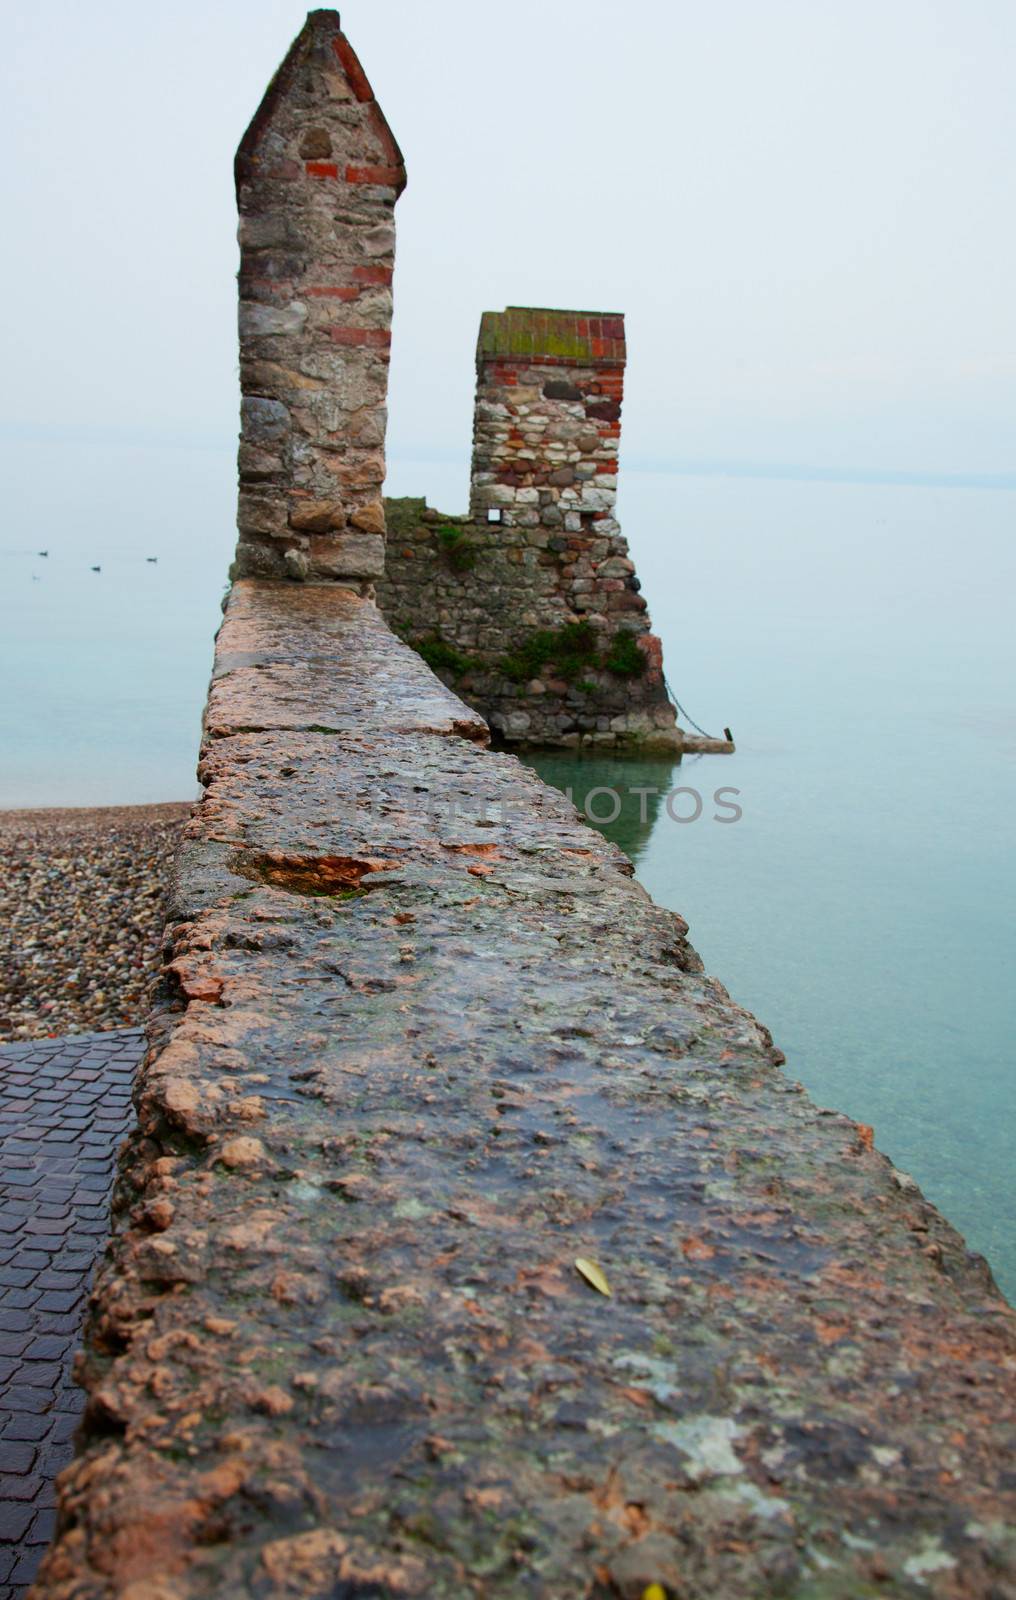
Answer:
[[332, 35, 374, 101], [260, 160, 301, 181], [345, 164, 402, 186], [306, 286, 360, 301], [351, 265, 394, 286], [305, 161, 339, 180], [327, 327, 392, 349]]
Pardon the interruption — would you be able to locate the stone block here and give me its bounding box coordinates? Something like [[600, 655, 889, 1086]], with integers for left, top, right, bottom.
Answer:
[[238, 491, 288, 538], [232, 539, 286, 579], [238, 301, 308, 338], [238, 443, 284, 481], [288, 499, 347, 533], [283, 548, 310, 581], [307, 532, 385, 578], [241, 396, 290, 445], [299, 127, 333, 159], [349, 500, 386, 535]]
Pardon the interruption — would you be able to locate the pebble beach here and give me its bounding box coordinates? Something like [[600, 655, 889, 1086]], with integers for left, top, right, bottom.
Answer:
[[0, 802, 190, 1042]]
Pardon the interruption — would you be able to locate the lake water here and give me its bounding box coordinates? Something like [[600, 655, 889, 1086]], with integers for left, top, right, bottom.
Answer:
[[1, 435, 1013, 1297]]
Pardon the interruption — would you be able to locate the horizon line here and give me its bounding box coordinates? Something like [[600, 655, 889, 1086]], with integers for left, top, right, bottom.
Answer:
[[1, 419, 1013, 493]]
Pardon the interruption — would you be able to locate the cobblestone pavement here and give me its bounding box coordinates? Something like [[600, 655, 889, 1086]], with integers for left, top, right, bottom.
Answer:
[[0, 1029, 142, 1599]]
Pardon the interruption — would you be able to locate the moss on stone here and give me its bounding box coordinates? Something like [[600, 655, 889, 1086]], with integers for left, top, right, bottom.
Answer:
[[436, 525, 476, 572], [604, 628, 646, 678], [500, 623, 646, 685], [413, 632, 475, 678], [384, 496, 428, 539], [501, 621, 599, 684]]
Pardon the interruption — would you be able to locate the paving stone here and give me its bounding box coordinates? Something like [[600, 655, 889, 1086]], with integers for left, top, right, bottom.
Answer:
[[16, 1363, 62, 1388], [0, 1294, 38, 1313], [0, 1388, 53, 1415], [45, 1415, 79, 1446], [0, 1477, 41, 1505], [0, 1030, 144, 1587], [0, 1504, 33, 1543], [1, 1415, 50, 1442], [25, 1509, 56, 1546], [20, 1338, 69, 1362], [8, 1549, 43, 1585]]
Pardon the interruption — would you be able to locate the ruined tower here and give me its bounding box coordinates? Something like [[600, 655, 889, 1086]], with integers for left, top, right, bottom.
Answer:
[[378, 308, 682, 749], [469, 307, 627, 549], [233, 10, 405, 587]]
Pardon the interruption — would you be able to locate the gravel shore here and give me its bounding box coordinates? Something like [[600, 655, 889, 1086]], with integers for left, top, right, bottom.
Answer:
[[0, 802, 191, 1043]]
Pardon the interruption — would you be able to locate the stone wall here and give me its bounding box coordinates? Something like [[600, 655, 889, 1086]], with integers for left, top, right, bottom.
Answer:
[[32, 580, 1016, 1599], [30, 25, 1016, 1596], [375, 309, 693, 751], [234, 10, 405, 587]]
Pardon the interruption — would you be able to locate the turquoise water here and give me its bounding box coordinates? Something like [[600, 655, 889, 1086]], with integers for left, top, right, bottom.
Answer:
[[0, 434, 234, 808], [1, 438, 1013, 1296], [524, 470, 1016, 1300]]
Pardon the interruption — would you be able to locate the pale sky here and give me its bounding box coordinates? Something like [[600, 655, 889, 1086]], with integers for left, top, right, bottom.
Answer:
[[2, 0, 1014, 488]]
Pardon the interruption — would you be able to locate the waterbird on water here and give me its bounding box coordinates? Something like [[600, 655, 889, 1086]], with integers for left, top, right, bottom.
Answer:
[[38, 550, 48, 557], [146, 556, 158, 563], [90, 565, 101, 573]]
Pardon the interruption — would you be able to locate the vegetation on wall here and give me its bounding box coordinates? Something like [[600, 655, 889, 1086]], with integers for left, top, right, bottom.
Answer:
[[436, 524, 477, 572], [501, 622, 645, 685], [411, 633, 476, 679], [383, 497, 427, 539], [602, 629, 646, 678], [395, 608, 646, 691]]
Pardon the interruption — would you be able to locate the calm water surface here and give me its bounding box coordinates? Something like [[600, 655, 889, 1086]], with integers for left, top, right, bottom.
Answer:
[[1, 438, 1013, 1295], [525, 469, 1015, 1299]]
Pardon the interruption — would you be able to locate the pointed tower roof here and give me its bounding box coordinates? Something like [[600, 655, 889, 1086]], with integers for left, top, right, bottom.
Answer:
[[235, 10, 405, 197]]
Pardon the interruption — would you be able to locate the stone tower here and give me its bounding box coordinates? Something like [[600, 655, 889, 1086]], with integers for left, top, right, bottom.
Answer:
[[233, 10, 405, 588], [378, 307, 682, 749], [469, 307, 627, 552]]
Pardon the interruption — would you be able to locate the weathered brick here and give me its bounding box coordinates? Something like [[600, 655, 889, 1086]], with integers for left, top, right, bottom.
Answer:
[[344, 163, 401, 185], [326, 326, 392, 349], [304, 285, 359, 300], [351, 264, 393, 286], [330, 34, 374, 101]]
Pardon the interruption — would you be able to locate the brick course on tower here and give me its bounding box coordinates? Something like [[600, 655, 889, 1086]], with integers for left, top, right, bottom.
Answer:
[[377, 307, 683, 750], [233, 9, 405, 588]]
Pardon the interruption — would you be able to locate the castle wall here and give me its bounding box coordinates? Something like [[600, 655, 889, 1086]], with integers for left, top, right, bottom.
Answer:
[[234, 10, 405, 587], [375, 309, 682, 748], [28, 23, 1015, 1595], [32, 578, 1016, 1599]]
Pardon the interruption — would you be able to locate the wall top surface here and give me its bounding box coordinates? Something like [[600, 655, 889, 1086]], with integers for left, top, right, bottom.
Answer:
[[477, 306, 627, 367]]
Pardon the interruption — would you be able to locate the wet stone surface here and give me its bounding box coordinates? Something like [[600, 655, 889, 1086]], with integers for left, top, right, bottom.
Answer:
[[30, 586, 1016, 1599], [0, 1030, 142, 1599]]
